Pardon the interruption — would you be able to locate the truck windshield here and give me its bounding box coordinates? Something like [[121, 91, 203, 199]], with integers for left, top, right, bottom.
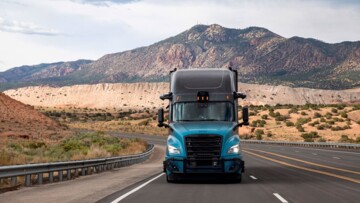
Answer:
[[173, 102, 234, 122]]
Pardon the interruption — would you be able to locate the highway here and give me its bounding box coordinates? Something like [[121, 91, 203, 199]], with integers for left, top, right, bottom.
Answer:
[[102, 133, 360, 203], [1, 133, 359, 203]]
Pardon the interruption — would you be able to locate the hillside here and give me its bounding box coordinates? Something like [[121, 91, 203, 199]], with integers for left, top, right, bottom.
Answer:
[[4, 83, 360, 110], [0, 92, 65, 139], [0, 24, 359, 90]]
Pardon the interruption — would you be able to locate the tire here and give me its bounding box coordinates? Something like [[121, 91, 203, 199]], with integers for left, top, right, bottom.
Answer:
[[166, 173, 181, 183], [232, 173, 242, 183]]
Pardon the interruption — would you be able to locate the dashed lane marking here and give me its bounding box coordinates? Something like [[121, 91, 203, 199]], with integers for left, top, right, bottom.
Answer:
[[250, 175, 258, 180], [244, 148, 360, 175], [273, 193, 288, 203], [243, 150, 360, 184]]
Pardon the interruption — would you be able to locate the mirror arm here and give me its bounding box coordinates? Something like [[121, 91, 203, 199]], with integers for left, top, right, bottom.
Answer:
[[232, 122, 249, 131]]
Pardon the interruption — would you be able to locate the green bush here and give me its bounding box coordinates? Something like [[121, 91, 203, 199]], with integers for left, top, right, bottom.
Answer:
[[318, 137, 326, 142], [300, 111, 307, 116], [261, 114, 268, 119], [339, 135, 351, 143], [325, 112, 332, 119], [301, 131, 319, 142], [275, 115, 289, 121], [313, 112, 322, 118], [340, 112, 348, 118], [255, 129, 264, 140], [296, 117, 311, 125], [296, 124, 305, 132]]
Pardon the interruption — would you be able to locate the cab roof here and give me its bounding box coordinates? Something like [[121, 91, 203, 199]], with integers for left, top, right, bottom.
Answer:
[[171, 69, 236, 94]]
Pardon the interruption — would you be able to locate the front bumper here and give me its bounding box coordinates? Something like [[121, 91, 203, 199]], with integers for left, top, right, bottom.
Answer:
[[163, 158, 245, 174]]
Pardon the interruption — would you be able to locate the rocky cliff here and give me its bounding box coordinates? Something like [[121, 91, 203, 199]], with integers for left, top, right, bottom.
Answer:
[[4, 83, 360, 110]]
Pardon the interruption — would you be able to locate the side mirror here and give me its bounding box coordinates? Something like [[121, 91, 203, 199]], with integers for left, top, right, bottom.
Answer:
[[160, 92, 173, 100], [157, 108, 169, 128], [233, 92, 246, 99], [242, 107, 249, 125], [233, 106, 249, 131]]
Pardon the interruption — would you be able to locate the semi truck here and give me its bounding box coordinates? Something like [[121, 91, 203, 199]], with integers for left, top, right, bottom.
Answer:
[[158, 68, 249, 182]]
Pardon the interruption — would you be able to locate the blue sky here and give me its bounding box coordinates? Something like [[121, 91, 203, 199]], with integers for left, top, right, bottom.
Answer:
[[0, 0, 359, 71]]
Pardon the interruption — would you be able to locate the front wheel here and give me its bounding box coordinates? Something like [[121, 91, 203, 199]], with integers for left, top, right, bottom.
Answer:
[[166, 173, 181, 183], [232, 173, 242, 183]]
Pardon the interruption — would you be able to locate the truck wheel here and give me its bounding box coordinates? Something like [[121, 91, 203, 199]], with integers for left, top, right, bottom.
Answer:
[[233, 174, 242, 183], [166, 174, 175, 183], [166, 173, 181, 183]]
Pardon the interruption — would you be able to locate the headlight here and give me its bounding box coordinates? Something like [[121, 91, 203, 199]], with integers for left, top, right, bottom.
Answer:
[[167, 145, 180, 155], [227, 144, 240, 154]]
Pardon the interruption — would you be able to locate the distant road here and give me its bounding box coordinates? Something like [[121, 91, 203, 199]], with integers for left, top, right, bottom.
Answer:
[[1, 133, 359, 203]]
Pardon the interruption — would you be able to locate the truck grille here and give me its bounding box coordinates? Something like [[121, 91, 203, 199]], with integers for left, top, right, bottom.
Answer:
[[185, 135, 222, 167]]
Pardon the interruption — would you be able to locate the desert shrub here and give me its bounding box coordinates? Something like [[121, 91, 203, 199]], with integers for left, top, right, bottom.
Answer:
[[240, 134, 253, 140], [320, 117, 326, 122], [301, 131, 319, 142], [250, 120, 258, 127], [261, 114, 268, 119], [313, 112, 322, 118], [337, 104, 345, 110], [267, 132, 273, 137], [357, 120, 360, 125], [300, 111, 308, 115], [327, 120, 335, 125], [331, 126, 342, 131], [286, 121, 294, 127], [325, 112, 332, 119], [317, 125, 326, 130], [296, 124, 305, 132], [346, 121, 351, 125], [303, 138, 314, 142], [356, 137, 360, 144], [296, 117, 311, 125], [339, 135, 351, 143], [331, 108, 338, 113], [275, 115, 289, 121], [288, 107, 298, 114], [255, 129, 264, 140], [340, 112, 348, 118], [343, 125, 351, 130], [318, 137, 326, 142]]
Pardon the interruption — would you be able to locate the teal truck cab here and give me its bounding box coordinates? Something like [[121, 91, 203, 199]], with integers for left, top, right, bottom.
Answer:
[[158, 68, 249, 182]]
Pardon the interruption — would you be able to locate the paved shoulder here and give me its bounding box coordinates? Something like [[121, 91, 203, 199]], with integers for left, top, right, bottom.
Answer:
[[0, 146, 165, 203]]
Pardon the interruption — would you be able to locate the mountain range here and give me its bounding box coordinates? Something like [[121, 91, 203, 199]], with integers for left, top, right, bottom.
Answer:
[[0, 24, 359, 91]]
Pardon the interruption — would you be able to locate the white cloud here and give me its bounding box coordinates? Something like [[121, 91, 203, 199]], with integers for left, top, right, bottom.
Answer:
[[72, 0, 139, 6], [0, 17, 62, 36], [0, 0, 359, 72]]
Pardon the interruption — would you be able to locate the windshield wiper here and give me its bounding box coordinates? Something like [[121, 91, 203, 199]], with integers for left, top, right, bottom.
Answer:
[[201, 119, 222, 121], [177, 119, 196, 122]]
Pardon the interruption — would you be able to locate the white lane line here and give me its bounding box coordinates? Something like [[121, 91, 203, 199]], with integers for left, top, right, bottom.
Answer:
[[111, 173, 164, 203], [273, 193, 288, 203], [250, 175, 258, 180], [333, 157, 341, 159], [312, 153, 317, 155]]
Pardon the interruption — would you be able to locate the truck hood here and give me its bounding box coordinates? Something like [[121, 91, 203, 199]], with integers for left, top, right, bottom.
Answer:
[[170, 121, 235, 136]]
